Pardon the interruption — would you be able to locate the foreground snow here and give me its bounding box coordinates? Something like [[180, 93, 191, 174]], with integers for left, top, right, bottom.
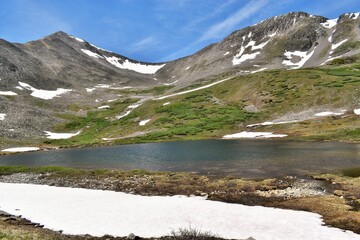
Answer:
[[223, 131, 287, 139], [1, 147, 40, 153], [0, 183, 358, 240]]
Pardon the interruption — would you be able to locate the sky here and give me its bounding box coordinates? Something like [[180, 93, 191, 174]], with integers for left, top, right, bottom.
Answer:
[[0, 0, 359, 62]]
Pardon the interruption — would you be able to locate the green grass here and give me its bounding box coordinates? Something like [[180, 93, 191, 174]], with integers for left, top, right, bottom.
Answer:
[[41, 63, 360, 147]]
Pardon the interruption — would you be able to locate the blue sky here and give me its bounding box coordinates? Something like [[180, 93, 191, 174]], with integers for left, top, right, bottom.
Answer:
[[0, 0, 359, 62]]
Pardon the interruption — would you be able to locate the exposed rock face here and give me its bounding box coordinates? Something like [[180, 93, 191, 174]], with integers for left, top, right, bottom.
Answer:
[[0, 12, 359, 142]]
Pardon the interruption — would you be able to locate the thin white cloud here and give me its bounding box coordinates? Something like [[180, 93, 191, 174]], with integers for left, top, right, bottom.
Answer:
[[198, 0, 269, 42], [183, 0, 237, 31], [130, 36, 158, 53]]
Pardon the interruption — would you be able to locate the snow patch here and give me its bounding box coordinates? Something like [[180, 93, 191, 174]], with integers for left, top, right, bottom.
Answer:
[[354, 109, 360, 115], [139, 119, 151, 126], [282, 48, 316, 69], [251, 68, 267, 74], [321, 19, 338, 29], [163, 102, 170, 106], [116, 110, 131, 120], [0, 91, 17, 96], [223, 131, 287, 139], [0, 113, 6, 121], [2, 183, 358, 239], [18, 82, 72, 100], [314, 111, 344, 117], [81, 49, 104, 59], [44, 131, 80, 140], [232, 52, 260, 65], [224, 51, 230, 56], [105, 56, 165, 74], [185, 66, 190, 70], [247, 120, 301, 127], [15, 86, 23, 90], [349, 12, 360, 19], [86, 88, 96, 93], [98, 105, 110, 109], [1, 147, 40, 153]]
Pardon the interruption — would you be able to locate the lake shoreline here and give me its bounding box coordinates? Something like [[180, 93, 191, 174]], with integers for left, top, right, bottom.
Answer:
[[0, 166, 359, 239]]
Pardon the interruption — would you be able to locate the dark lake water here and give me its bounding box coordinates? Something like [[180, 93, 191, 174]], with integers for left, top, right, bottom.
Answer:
[[0, 140, 359, 178]]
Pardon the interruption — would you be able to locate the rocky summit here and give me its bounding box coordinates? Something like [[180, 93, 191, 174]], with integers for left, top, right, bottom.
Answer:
[[0, 12, 360, 146]]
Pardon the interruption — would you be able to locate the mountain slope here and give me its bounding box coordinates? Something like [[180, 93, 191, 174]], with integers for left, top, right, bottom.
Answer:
[[0, 12, 360, 148]]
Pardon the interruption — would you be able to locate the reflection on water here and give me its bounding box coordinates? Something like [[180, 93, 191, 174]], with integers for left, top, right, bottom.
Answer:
[[0, 140, 359, 178]]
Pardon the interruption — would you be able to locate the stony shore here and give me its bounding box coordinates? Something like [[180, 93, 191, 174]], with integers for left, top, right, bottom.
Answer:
[[0, 167, 359, 239]]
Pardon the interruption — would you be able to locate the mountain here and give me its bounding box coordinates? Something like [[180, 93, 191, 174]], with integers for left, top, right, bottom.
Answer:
[[0, 12, 360, 148]]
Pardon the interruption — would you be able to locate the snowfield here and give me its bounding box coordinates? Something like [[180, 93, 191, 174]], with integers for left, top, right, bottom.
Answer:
[[0, 113, 6, 121], [321, 19, 338, 29], [282, 48, 316, 69], [105, 56, 165, 74], [0, 183, 358, 240], [18, 82, 72, 100]]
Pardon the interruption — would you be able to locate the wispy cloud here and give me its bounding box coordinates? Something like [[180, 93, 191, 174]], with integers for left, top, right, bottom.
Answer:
[[197, 0, 269, 42], [183, 0, 237, 32], [130, 36, 158, 53]]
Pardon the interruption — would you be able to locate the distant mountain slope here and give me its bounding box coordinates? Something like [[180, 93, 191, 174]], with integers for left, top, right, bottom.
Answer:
[[0, 11, 360, 147]]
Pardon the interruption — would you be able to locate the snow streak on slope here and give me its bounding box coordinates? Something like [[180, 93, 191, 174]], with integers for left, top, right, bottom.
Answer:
[[0, 183, 359, 239]]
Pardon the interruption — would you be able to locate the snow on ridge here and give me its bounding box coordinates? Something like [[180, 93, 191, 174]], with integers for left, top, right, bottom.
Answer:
[[81, 49, 104, 59], [223, 131, 287, 139], [0, 113, 6, 121], [346, 12, 360, 19], [44, 131, 80, 140], [90, 44, 112, 53], [105, 56, 165, 74], [321, 19, 338, 29], [1, 147, 40, 152], [18, 82, 72, 100], [282, 48, 316, 69], [139, 119, 151, 126], [0, 91, 17, 96], [68, 35, 84, 42]]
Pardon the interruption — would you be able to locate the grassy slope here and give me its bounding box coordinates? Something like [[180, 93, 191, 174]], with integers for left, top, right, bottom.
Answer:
[[46, 63, 360, 147]]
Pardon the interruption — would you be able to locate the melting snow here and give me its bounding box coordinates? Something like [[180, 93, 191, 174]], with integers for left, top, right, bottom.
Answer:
[[44, 131, 80, 140], [0, 113, 6, 121], [18, 82, 72, 100], [354, 109, 360, 115], [321, 19, 338, 29], [223, 131, 287, 139], [139, 119, 151, 126], [81, 49, 104, 59], [2, 183, 358, 239], [0, 91, 17, 96], [98, 105, 110, 109], [105, 56, 165, 74], [282, 48, 316, 69], [1, 147, 40, 153]]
